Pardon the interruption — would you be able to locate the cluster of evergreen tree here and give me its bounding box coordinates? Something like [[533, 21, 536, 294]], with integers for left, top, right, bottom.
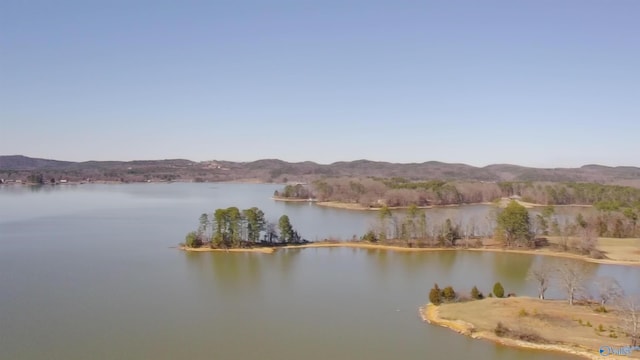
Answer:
[[273, 184, 313, 199], [429, 282, 506, 306], [184, 207, 305, 248]]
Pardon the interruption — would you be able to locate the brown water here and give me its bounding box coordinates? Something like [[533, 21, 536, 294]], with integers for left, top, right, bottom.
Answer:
[[0, 183, 631, 359]]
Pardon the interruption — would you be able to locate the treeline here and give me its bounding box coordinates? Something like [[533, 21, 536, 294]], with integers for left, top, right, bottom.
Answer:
[[184, 207, 306, 249], [277, 178, 640, 209], [360, 205, 480, 248], [361, 201, 638, 256]]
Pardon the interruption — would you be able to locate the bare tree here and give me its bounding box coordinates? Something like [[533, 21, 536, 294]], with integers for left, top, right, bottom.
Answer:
[[527, 263, 552, 300], [594, 276, 624, 307], [464, 216, 477, 249], [557, 220, 570, 251], [577, 224, 598, 255], [556, 261, 588, 305], [619, 295, 640, 346]]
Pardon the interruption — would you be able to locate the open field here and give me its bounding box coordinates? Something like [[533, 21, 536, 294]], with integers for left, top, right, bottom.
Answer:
[[544, 236, 640, 263]]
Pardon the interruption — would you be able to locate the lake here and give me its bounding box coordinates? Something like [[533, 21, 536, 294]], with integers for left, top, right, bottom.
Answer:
[[0, 183, 636, 359]]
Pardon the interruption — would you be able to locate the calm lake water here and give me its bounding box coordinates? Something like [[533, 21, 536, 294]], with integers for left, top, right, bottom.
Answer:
[[1, 183, 637, 359]]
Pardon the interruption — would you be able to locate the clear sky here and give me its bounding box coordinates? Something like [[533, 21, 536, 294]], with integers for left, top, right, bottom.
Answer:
[[1, 0, 638, 167]]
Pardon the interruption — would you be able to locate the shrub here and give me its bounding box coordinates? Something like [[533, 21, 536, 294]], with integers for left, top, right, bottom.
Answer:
[[494, 322, 508, 337], [442, 286, 456, 302], [597, 324, 605, 332], [429, 284, 442, 305], [594, 305, 608, 313], [609, 332, 618, 338], [515, 330, 546, 343], [488, 293, 494, 298], [577, 319, 583, 325], [362, 230, 378, 242], [493, 282, 505, 298], [471, 286, 484, 300], [518, 308, 529, 317], [185, 231, 203, 248], [494, 322, 546, 343], [586, 321, 592, 327]]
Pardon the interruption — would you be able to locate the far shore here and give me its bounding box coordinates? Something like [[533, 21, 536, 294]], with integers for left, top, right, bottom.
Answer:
[[178, 240, 640, 267], [420, 298, 638, 359], [272, 197, 593, 211]]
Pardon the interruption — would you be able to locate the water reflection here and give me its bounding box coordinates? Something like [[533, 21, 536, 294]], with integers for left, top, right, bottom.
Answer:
[[492, 253, 535, 283]]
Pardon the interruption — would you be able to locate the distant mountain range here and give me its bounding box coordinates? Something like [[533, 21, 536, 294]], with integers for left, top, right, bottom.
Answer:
[[1, 155, 640, 186]]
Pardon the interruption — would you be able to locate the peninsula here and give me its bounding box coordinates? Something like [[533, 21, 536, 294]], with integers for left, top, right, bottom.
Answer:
[[421, 295, 639, 359]]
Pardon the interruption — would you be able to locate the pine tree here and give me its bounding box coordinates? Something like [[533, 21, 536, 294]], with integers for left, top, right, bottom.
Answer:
[[429, 284, 442, 305], [493, 282, 505, 298]]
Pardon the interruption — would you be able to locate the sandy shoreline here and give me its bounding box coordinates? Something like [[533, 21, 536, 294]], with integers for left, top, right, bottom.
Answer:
[[271, 196, 317, 203], [179, 246, 275, 254], [419, 303, 602, 360], [178, 242, 640, 266]]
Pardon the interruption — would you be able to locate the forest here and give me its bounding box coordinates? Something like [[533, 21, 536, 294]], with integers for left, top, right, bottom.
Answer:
[[276, 178, 640, 209]]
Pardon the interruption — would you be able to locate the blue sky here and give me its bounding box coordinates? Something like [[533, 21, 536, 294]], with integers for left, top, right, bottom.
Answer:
[[1, 0, 639, 167]]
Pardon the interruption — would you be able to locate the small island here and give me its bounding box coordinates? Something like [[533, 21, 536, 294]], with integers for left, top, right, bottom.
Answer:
[[420, 273, 640, 359], [181, 206, 310, 253]]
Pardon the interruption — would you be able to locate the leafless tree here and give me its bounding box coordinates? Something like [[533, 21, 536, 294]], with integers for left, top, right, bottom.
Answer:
[[618, 295, 640, 346], [594, 276, 624, 306], [527, 263, 552, 299], [577, 225, 598, 255], [464, 216, 478, 248], [556, 261, 589, 305], [557, 220, 570, 251]]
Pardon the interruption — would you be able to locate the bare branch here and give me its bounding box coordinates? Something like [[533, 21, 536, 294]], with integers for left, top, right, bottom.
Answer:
[[556, 261, 589, 305], [527, 263, 552, 300]]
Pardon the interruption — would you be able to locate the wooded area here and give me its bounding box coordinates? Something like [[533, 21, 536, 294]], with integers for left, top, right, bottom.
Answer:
[[184, 207, 306, 249], [277, 178, 640, 208]]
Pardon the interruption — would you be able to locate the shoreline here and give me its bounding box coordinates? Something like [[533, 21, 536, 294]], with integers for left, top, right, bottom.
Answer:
[[179, 246, 275, 254], [419, 303, 602, 360], [273, 197, 592, 211], [178, 242, 640, 266], [271, 196, 318, 203]]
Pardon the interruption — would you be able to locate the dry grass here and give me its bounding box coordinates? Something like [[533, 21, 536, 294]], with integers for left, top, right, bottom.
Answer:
[[546, 236, 640, 263], [597, 237, 640, 262], [432, 297, 638, 358]]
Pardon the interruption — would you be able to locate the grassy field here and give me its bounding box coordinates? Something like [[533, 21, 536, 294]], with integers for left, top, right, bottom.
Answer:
[[426, 297, 639, 359], [544, 236, 640, 262], [596, 237, 640, 262]]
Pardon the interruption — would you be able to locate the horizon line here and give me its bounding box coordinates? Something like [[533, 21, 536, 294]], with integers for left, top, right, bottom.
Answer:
[[1, 154, 636, 170]]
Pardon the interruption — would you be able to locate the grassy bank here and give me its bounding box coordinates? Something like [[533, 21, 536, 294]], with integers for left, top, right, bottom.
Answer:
[[421, 297, 638, 359]]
